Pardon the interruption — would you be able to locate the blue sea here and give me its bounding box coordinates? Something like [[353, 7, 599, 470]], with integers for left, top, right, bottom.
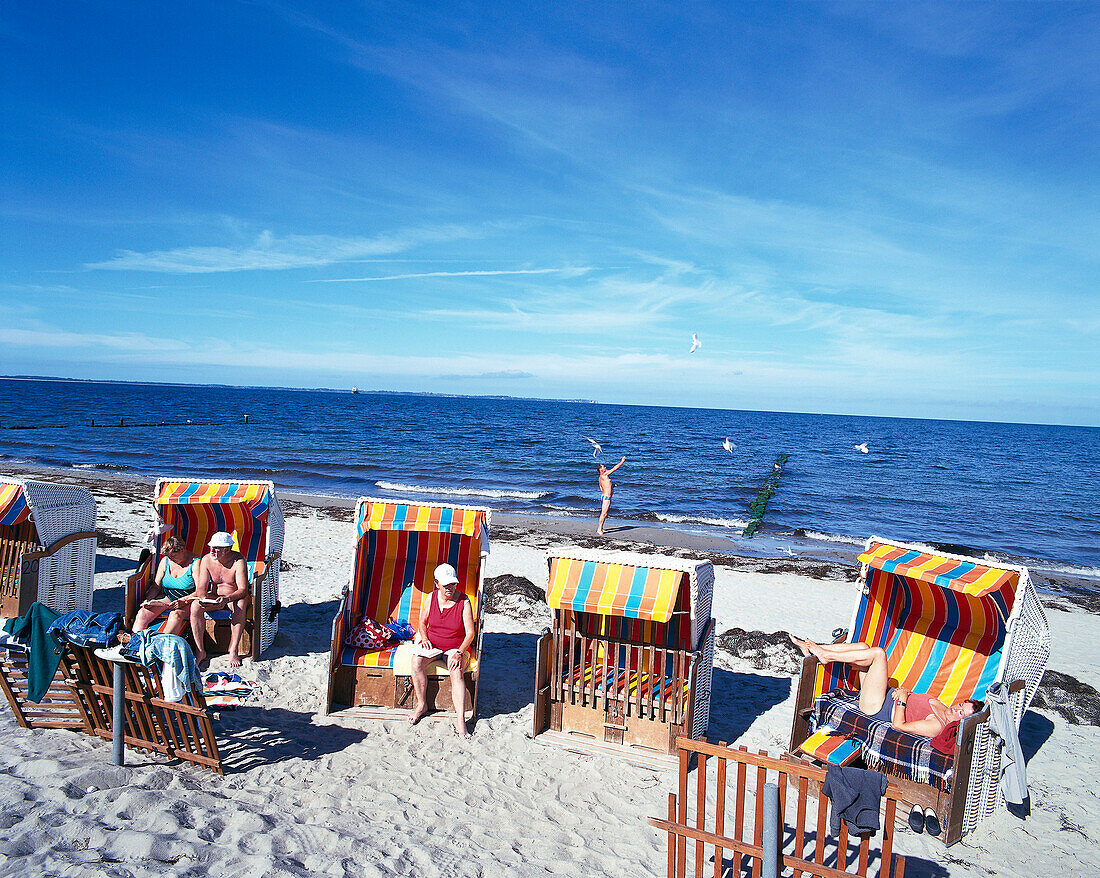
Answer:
[[1, 378, 1097, 579]]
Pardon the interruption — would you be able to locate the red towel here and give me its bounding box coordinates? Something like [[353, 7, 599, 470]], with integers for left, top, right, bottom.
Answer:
[[931, 720, 960, 754]]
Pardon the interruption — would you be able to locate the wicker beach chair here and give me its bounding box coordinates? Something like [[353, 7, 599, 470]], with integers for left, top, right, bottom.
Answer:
[[325, 499, 490, 720], [124, 479, 284, 661], [788, 537, 1050, 846], [0, 477, 97, 619], [532, 550, 715, 770]]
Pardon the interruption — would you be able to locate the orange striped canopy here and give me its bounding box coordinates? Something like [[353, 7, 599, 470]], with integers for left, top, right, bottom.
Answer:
[[0, 482, 31, 527], [347, 500, 488, 637], [857, 543, 1018, 597], [546, 557, 686, 624], [357, 501, 486, 539], [154, 480, 272, 561], [818, 542, 1021, 704]]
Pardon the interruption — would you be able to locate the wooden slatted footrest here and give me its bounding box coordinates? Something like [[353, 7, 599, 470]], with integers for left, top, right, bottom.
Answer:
[[799, 730, 861, 766]]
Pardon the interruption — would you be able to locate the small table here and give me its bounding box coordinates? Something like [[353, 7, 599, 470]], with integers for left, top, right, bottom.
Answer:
[[93, 646, 139, 766]]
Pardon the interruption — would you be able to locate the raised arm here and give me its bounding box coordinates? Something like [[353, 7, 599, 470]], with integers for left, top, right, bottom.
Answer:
[[607, 456, 626, 475]]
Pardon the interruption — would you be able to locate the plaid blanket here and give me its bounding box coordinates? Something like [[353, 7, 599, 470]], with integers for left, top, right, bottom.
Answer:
[[810, 689, 955, 790]]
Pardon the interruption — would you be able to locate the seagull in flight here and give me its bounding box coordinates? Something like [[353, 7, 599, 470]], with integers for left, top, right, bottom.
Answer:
[[854, 442, 869, 454], [722, 437, 735, 454], [690, 333, 702, 353], [582, 436, 602, 457], [783, 545, 794, 557]]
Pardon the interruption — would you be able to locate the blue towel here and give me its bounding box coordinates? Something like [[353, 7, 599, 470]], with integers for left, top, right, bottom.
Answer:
[[121, 631, 200, 702]]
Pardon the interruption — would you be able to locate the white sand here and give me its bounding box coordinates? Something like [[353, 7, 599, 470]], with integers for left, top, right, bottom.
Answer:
[[1, 479, 1098, 877]]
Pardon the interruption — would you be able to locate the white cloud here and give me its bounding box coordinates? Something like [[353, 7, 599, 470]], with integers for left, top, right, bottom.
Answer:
[[85, 226, 482, 273], [313, 267, 592, 283]]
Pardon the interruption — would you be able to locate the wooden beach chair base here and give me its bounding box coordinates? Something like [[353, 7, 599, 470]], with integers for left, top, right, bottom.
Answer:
[[328, 662, 476, 720]]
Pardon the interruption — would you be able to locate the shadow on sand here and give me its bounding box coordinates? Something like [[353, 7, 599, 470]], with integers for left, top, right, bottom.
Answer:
[[214, 706, 370, 772], [704, 667, 793, 744]]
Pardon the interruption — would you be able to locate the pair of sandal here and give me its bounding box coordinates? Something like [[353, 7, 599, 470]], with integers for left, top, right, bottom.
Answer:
[[908, 805, 941, 837]]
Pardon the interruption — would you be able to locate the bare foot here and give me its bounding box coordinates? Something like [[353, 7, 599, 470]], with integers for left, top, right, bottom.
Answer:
[[227, 652, 242, 669], [454, 719, 471, 739], [596, 530, 604, 536], [789, 635, 814, 658], [408, 705, 428, 726]]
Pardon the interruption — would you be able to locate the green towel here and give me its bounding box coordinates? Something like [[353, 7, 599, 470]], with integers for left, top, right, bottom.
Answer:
[[4, 602, 63, 702]]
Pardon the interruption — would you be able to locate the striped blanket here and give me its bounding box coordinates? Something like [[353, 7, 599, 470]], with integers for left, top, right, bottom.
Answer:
[[810, 688, 955, 790]]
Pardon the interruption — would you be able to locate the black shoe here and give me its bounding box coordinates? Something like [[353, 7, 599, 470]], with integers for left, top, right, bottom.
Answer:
[[908, 806, 925, 834], [924, 810, 941, 837]]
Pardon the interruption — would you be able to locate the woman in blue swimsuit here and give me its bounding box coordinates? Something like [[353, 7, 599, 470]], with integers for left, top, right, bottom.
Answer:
[[134, 536, 199, 637]]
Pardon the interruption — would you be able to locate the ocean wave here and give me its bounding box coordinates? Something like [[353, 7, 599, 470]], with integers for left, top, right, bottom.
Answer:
[[70, 463, 130, 471], [651, 512, 750, 530], [375, 481, 550, 501], [800, 530, 866, 547]]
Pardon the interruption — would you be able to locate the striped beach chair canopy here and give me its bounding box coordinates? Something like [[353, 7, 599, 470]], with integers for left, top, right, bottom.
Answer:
[[342, 499, 490, 669], [0, 481, 32, 527], [546, 552, 714, 651], [821, 539, 1036, 706], [155, 479, 279, 562]]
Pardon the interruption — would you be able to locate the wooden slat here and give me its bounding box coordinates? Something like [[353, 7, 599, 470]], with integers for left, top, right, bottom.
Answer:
[[837, 818, 849, 874], [677, 744, 688, 878], [794, 774, 808, 878], [713, 744, 727, 878], [752, 758, 766, 878], [695, 751, 707, 876], [733, 748, 746, 876], [667, 793, 678, 878]]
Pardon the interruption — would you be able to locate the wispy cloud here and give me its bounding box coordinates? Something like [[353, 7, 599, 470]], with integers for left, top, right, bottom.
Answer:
[[313, 267, 592, 283], [85, 226, 483, 273], [438, 369, 534, 380]]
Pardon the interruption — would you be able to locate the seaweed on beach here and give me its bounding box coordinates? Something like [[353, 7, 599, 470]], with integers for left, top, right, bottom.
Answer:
[[716, 627, 803, 675], [1032, 670, 1100, 727], [483, 574, 548, 619]]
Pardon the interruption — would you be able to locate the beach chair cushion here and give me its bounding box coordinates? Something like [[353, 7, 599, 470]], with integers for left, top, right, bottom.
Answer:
[[799, 730, 861, 766], [811, 688, 955, 788], [339, 640, 480, 672], [561, 663, 691, 706]]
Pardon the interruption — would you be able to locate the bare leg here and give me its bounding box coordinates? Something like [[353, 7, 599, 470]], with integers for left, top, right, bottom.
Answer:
[[189, 601, 208, 664], [162, 607, 190, 637], [450, 659, 469, 738], [790, 637, 890, 715], [409, 655, 429, 724], [597, 498, 611, 535], [133, 605, 165, 633], [227, 595, 249, 668]]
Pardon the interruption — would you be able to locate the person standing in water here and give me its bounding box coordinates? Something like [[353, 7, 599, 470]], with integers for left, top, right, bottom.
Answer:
[[596, 456, 626, 536]]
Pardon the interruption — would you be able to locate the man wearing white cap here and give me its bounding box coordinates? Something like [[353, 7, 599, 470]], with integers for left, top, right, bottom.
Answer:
[[193, 531, 250, 667]]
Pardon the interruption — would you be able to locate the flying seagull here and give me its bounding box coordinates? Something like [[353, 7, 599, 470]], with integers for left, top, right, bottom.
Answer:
[[722, 437, 735, 454], [854, 442, 869, 454], [690, 333, 702, 353], [582, 436, 602, 457]]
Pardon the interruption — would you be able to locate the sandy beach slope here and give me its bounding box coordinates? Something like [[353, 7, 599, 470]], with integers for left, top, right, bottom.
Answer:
[[1, 469, 1098, 877]]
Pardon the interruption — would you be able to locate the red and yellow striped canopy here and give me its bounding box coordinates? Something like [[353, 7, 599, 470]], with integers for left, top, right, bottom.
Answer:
[[357, 501, 486, 539], [0, 482, 31, 527], [546, 557, 686, 623], [857, 543, 1018, 597], [154, 481, 272, 561]]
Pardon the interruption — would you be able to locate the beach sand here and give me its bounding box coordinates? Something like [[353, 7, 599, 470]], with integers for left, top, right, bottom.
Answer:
[[1, 468, 1098, 877]]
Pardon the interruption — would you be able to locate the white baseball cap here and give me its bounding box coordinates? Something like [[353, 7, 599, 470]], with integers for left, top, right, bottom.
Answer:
[[208, 531, 234, 548], [434, 563, 459, 587]]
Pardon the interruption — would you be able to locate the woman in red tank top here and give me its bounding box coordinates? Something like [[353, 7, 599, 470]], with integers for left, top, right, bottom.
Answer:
[[790, 636, 980, 734], [409, 563, 476, 738]]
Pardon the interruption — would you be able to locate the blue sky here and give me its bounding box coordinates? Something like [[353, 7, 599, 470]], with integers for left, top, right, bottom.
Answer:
[[1, 2, 1097, 425]]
